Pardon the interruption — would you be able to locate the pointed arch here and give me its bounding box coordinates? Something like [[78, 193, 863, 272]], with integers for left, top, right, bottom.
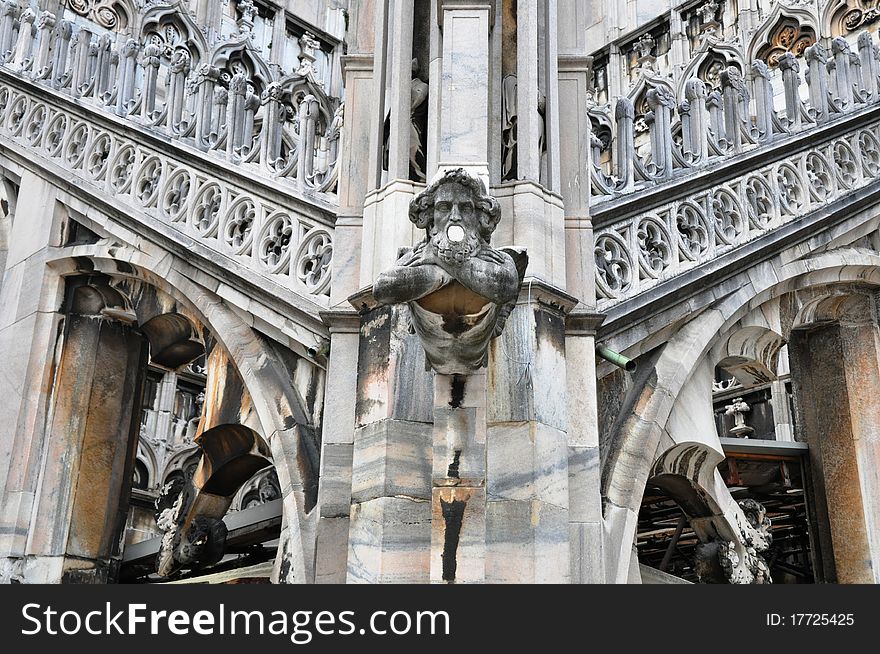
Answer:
[[677, 39, 744, 96], [45, 244, 321, 582], [212, 38, 276, 94], [747, 4, 818, 65], [601, 247, 880, 582], [140, 1, 209, 64]]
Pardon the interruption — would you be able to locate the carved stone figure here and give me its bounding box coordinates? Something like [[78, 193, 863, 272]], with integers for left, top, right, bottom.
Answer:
[[724, 396, 754, 437], [501, 74, 517, 180], [500, 75, 547, 182], [693, 498, 773, 584], [373, 168, 527, 374], [155, 480, 227, 577], [154, 424, 272, 577], [409, 58, 429, 182]]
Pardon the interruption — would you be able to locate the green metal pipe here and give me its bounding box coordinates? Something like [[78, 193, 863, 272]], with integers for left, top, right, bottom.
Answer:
[[596, 344, 636, 372]]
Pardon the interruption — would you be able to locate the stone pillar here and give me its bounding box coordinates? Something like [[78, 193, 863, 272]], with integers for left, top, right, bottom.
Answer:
[[788, 300, 880, 583], [25, 280, 147, 583], [386, 0, 415, 180], [556, 0, 595, 306], [358, 1, 423, 283], [345, 293, 434, 583], [437, 0, 493, 181], [565, 313, 604, 583], [332, 54, 373, 306], [485, 283, 575, 582], [516, 0, 541, 182], [313, 310, 359, 583], [366, 0, 389, 193], [431, 372, 487, 583], [426, 0, 443, 181], [0, 172, 64, 583], [542, 0, 561, 192], [270, 6, 286, 67], [772, 345, 795, 442], [556, 8, 602, 583]]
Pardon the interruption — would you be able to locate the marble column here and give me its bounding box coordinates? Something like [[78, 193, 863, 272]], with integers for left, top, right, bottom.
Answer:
[[516, 0, 541, 182], [0, 171, 64, 583], [332, 54, 373, 306], [333, 0, 381, 306], [426, 0, 443, 180], [366, 0, 389, 192], [25, 280, 147, 583], [358, 1, 423, 283], [788, 301, 880, 583], [485, 283, 576, 582], [270, 7, 286, 67], [345, 291, 434, 583], [386, 0, 415, 180], [556, 0, 595, 306], [565, 313, 604, 583], [437, 0, 494, 182], [542, 0, 561, 192], [314, 310, 360, 583]]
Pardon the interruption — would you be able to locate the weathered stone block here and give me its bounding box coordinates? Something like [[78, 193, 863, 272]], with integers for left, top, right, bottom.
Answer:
[[568, 445, 600, 523], [316, 442, 353, 517], [314, 516, 351, 584], [485, 499, 569, 583], [347, 496, 431, 583], [350, 419, 432, 503], [487, 421, 568, 509], [488, 303, 568, 430], [432, 405, 486, 485], [355, 304, 433, 427], [570, 521, 604, 584]]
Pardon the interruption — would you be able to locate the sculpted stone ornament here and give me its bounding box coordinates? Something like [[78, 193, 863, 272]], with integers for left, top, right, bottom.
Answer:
[[694, 498, 773, 584], [155, 478, 227, 577], [154, 425, 272, 577], [373, 169, 527, 374]]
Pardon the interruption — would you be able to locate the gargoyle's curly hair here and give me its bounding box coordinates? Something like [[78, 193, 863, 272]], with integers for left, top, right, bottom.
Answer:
[[408, 168, 501, 241]]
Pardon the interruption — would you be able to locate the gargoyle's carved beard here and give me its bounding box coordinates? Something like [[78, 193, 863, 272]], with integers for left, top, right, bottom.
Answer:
[[430, 224, 480, 264]]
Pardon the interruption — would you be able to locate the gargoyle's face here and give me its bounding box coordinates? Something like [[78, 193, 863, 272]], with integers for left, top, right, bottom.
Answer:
[[431, 182, 481, 263], [434, 182, 477, 237]]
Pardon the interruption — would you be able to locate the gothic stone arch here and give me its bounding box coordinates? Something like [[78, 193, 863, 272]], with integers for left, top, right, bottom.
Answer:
[[601, 247, 880, 582], [43, 246, 322, 582]]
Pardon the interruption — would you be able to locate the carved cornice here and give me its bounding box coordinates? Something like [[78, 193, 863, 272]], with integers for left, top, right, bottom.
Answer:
[[565, 311, 606, 335], [436, 0, 496, 28]]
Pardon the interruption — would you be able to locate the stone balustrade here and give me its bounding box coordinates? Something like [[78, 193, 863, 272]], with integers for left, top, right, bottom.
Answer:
[[0, 4, 338, 300], [592, 33, 880, 200], [0, 5, 342, 195], [0, 69, 335, 299], [594, 103, 880, 306], [593, 31, 880, 307]]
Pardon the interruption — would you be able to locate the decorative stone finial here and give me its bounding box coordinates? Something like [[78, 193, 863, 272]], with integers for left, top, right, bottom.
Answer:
[[724, 397, 753, 437], [633, 33, 656, 73], [297, 31, 321, 77], [237, 0, 257, 36], [373, 169, 527, 374]]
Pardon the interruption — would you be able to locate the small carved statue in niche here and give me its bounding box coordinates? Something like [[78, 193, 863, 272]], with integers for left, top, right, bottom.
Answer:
[[410, 57, 429, 181], [500, 75, 548, 183], [381, 57, 429, 182], [501, 74, 517, 180], [374, 168, 527, 374]]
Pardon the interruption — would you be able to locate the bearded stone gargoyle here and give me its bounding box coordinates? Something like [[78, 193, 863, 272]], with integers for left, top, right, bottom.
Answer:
[[373, 168, 527, 374]]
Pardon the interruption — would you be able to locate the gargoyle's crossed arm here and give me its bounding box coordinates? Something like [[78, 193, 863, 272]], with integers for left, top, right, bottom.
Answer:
[[373, 242, 520, 306]]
